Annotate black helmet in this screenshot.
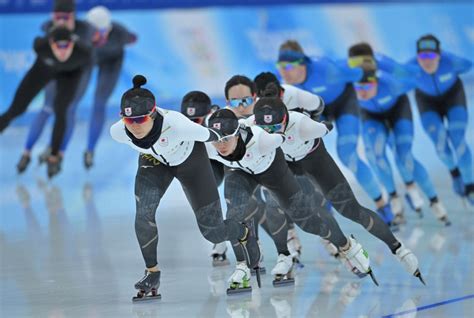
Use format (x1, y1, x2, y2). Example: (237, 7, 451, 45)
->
(254, 72, 283, 98)
(120, 75, 156, 117)
(181, 91, 211, 119)
(208, 109, 239, 137)
(417, 34, 440, 53)
(254, 97, 288, 129)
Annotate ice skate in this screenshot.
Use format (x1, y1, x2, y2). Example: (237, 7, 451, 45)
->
(287, 227, 302, 258)
(321, 238, 340, 259)
(389, 196, 404, 226)
(84, 151, 94, 169)
(271, 254, 295, 287)
(38, 147, 51, 166)
(238, 219, 261, 287)
(339, 236, 378, 286)
(405, 185, 424, 217)
(47, 155, 62, 179)
(211, 242, 230, 267)
(451, 175, 465, 198)
(17, 153, 31, 174)
(394, 243, 425, 285)
(227, 262, 252, 295)
(430, 201, 451, 226)
(132, 270, 162, 302)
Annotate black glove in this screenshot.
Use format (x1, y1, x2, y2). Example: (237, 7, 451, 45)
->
(321, 120, 333, 132)
(0, 114, 11, 133)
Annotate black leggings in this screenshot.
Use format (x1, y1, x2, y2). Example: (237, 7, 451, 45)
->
(1, 58, 83, 156)
(299, 139, 400, 251)
(224, 149, 348, 262)
(134, 143, 246, 268)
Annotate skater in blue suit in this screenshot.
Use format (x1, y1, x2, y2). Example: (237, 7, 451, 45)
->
(407, 34, 473, 204)
(348, 42, 450, 226)
(276, 40, 395, 225)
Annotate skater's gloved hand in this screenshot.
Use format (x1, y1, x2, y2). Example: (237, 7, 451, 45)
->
(274, 131, 287, 142)
(0, 114, 11, 133)
(321, 121, 333, 132)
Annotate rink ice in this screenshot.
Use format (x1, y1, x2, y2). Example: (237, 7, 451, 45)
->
(1, 94, 473, 317)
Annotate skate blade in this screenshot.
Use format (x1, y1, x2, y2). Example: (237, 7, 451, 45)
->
(414, 269, 426, 285)
(272, 278, 295, 287)
(251, 267, 266, 275)
(368, 269, 379, 286)
(226, 286, 252, 295)
(255, 267, 262, 288)
(212, 259, 230, 267)
(132, 294, 162, 302)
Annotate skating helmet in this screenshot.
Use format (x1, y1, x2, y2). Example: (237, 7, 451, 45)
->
(208, 109, 240, 137)
(120, 75, 157, 118)
(254, 97, 289, 133)
(181, 91, 212, 119)
(86, 6, 112, 31)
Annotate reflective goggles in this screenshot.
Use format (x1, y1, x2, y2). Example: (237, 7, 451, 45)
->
(354, 82, 376, 91)
(53, 12, 73, 22)
(121, 108, 156, 125)
(417, 51, 438, 60)
(228, 96, 254, 108)
(211, 126, 240, 144)
(348, 55, 376, 68)
(258, 122, 284, 133)
(276, 59, 304, 71)
(53, 40, 72, 49)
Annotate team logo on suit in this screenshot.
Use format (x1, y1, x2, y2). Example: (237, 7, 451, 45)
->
(264, 115, 273, 124)
(159, 137, 169, 147)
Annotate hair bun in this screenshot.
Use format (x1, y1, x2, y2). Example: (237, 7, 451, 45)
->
(132, 75, 147, 88)
(263, 82, 279, 97)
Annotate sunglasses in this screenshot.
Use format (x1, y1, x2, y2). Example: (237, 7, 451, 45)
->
(276, 59, 304, 71)
(354, 82, 376, 91)
(53, 40, 72, 49)
(259, 122, 284, 133)
(228, 96, 254, 108)
(417, 51, 438, 60)
(211, 125, 240, 144)
(122, 115, 152, 125)
(348, 56, 376, 68)
(53, 12, 73, 22)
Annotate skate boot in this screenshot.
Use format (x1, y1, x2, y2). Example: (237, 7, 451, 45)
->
(390, 196, 404, 226)
(287, 227, 303, 268)
(271, 254, 295, 287)
(466, 184, 474, 206)
(321, 238, 340, 259)
(38, 147, 51, 165)
(47, 155, 62, 179)
(430, 201, 451, 226)
(133, 270, 162, 302)
(227, 262, 252, 295)
(394, 243, 425, 285)
(17, 153, 31, 174)
(339, 236, 378, 286)
(211, 242, 230, 267)
(84, 151, 94, 170)
(238, 219, 261, 287)
(405, 185, 424, 217)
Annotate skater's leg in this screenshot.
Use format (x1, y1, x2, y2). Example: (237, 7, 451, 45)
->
(447, 106, 473, 186)
(49, 69, 83, 157)
(24, 81, 56, 152)
(59, 65, 93, 152)
(257, 150, 348, 249)
(134, 154, 174, 269)
(222, 169, 259, 262)
(87, 59, 123, 152)
(335, 113, 383, 202)
(0, 59, 53, 131)
(301, 140, 400, 252)
(176, 143, 247, 243)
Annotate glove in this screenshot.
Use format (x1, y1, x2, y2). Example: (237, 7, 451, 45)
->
(0, 114, 11, 133)
(275, 131, 286, 142)
(321, 121, 333, 132)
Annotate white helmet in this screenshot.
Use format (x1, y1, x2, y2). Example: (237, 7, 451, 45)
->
(86, 6, 112, 31)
